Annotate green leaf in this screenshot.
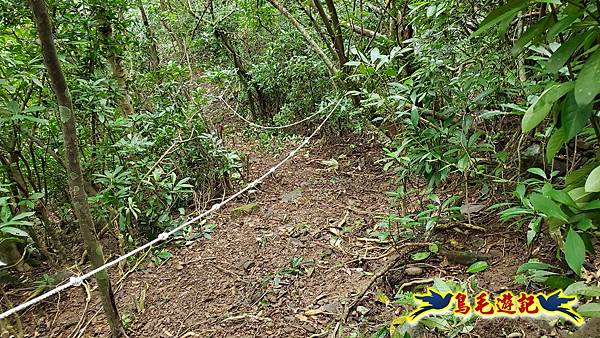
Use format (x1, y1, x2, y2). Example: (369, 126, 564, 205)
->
(0, 226, 30, 237)
(472, 0, 531, 37)
(566, 161, 598, 188)
(517, 259, 554, 273)
(375, 291, 391, 306)
(575, 49, 600, 106)
(522, 82, 574, 133)
(560, 91, 593, 142)
(466, 261, 488, 273)
(547, 31, 588, 73)
(585, 165, 600, 192)
(576, 218, 594, 231)
(544, 276, 575, 289)
(411, 251, 430, 261)
(429, 243, 439, 253)
(527, 167, 547, 179)
(546, 128, 566, 162)
(529, 193, 569, 222)
(577, 303, 600, 318)
(432, 277, 452, 294)
(512, 15, 554, 56)
(11, 211, 35, 221)
(564, 281, 600, 297)
(564, 227, 586, 275)
(546, 6, 584, 38)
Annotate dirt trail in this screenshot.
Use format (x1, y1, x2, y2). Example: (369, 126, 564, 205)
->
(22, 98, 553, 337)
(121, 130, 397, 337)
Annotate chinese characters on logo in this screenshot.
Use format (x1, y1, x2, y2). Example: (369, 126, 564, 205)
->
(407, 288, 583, 326)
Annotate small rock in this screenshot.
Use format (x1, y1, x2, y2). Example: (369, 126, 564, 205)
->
(236, 258, 255, 272)
(288, 237, 305, 247)
(281, 188, 303, 203)
(232, 203, 259, 216)
(320, 302, 339, 315)
(460, 203, 485, 215)
(507, 333, 522, 338)
(175, 263, 184, 271)
(300, 323, 316, 333)
(356, 305, 370, 315)
(405, 267, 424, 276)
(320, 248, 334, 258)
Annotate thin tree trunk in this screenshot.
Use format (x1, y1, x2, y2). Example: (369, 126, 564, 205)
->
(28, 1, 124, 336)
(136, 0, 160, 68)
(97, 8, 133, 116)
(297, 1, 337, 62)
(323, 0, 348, 68)
(267, 0, 338, 77)
(311, 0, 360, 105)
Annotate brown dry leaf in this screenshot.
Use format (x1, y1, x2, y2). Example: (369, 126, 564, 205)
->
(304, 308, 324, 316)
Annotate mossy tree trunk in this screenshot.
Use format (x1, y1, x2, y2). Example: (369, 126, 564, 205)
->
(137, 0, 160, 68)
(96, 6, 133, 116)
(29, 0, 124, 336)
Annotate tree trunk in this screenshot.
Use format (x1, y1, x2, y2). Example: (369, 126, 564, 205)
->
(97, 8, 133, 116)
(28, 1, 124, 336)
(214, 29, 272, 118)
(267, 0, 338, 77)
(312, 0, 360, 106)
(323, 0, 348, 68)
(136, 0, 160, 68)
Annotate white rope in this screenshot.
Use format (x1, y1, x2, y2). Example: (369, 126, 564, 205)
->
(0, 97, 342, 320)
(217, 95, 323, 130)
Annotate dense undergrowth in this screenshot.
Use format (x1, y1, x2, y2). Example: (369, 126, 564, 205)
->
(1, 0, 600, 337)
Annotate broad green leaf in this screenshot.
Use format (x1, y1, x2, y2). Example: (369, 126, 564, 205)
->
(0, 226, 30, 237)
(420, 317, 450, 330)
(517, 259, 554, 273)
(522, 82, 574, 133)
(512, 15, 554, 56)
(581, 200, 600, 210)
(546, 187, 577, 209)
(564, 281, 600, 297)
(575, 49, 600, 106)
(4, 101, 19, 114)
(547, 31, 588, 73)
(564, 227, 585, 275)
(529, 193, 569, 222)
(432, 277, 452, 294)
(466, 261, 488, 273)
(11, 211, 35, 221)
(566, 161, 598, 188)
(568, 187, 592, 205)
(585, 165, 600, 192)
(546, 128, 566, 162)
(527, 167, 547, 179)
(560, 92, 593, 142)
(576, 218, 594, 231)
(472, 0, 531, 37)
(544, 276, 575, 289)
(546, 8, 583, 38)
(578, 303, 600, 318)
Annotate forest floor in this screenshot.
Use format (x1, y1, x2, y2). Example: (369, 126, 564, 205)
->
(18, 94, 569, 337)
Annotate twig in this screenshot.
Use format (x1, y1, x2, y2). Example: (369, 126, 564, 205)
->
(397, 278, 435, 292)
(343, 255, 401, 321)
(342, 242, 431, 321)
